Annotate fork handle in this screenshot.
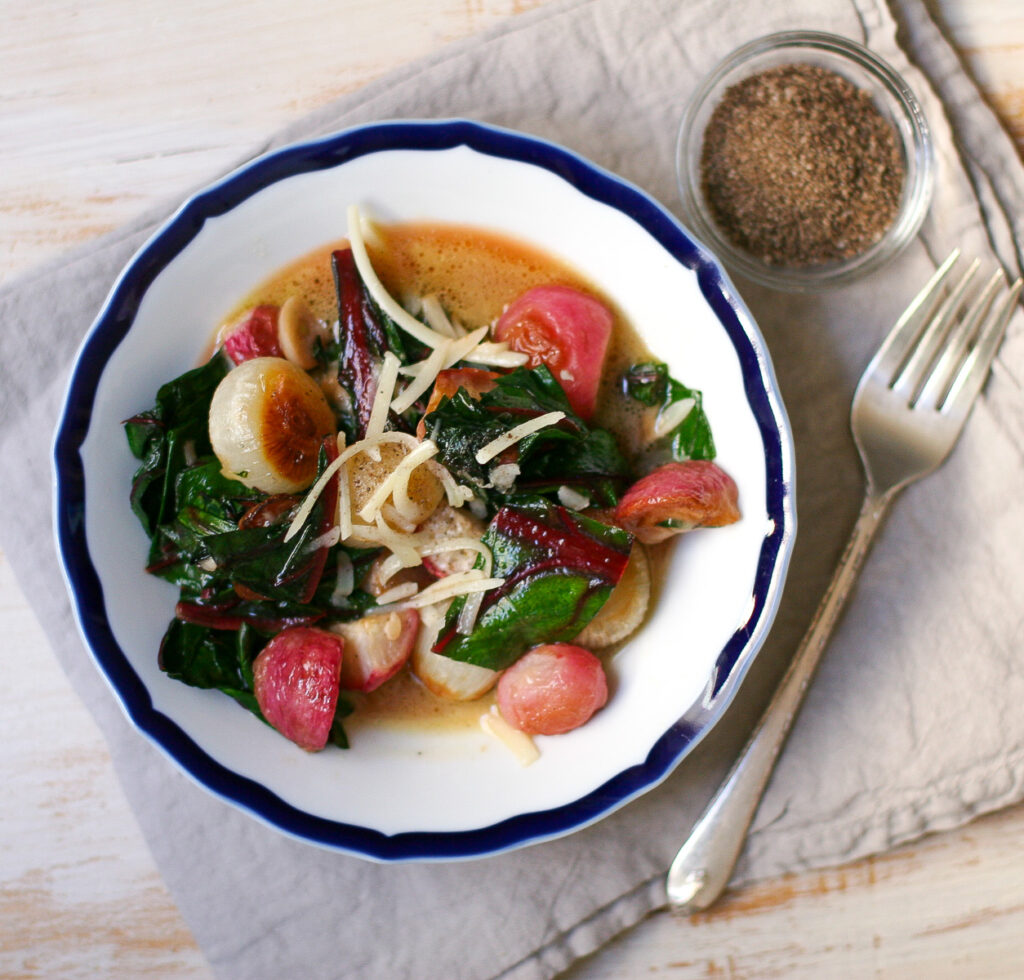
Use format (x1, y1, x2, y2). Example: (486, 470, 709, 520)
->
(666, 492, 891, 914)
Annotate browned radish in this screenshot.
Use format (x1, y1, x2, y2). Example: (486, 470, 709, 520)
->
(494, 285, 612, 420)
(222, 306, 282, 364)
(416, 505, 487, 578)
(575, 543, 650, 649)
(496, 643, 608, 735)
(410, 602, 498, 700)
(332, 609, 419, 693)
(252, 627, 345, 751)
(615, 460, 740, 545)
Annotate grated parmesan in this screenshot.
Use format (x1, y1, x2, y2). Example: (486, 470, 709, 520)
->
(475, 411, 566, 464)
(399, 570, 504, 609)
(480, 707, 539, 766)
(347, 205, 449, 350)
(390, 342, 450, 414)
(653, 397, 695, 439)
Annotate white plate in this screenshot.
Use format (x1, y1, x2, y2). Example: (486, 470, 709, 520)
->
(53, 119, 795, 861)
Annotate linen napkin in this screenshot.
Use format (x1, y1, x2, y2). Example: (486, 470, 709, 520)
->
(3, 0, 1023, 977)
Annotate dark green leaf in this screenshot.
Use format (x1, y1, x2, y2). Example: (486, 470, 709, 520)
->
(436, 500, 632, 670)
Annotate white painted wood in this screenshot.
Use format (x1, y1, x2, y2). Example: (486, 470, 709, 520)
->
(2, 0, 1023, 976)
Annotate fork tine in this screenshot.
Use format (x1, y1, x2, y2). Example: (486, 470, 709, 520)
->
(915, 268, 1006, 411)
(871, 250, 960, 383)
(942, 277, 1022, 420)
(892, 258, 981, 399)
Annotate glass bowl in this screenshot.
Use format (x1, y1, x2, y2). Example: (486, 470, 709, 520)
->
(676, 31, 934, 291)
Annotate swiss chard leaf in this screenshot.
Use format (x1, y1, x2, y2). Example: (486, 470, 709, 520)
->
(622, 361, 716, 462)
(158, 618, 265, 716)
(330, 247, 419, 441)
(158, 618, 353, 746)
(125, 355, 230, 536)
(434, 500, 632, 670)
(426, 365, 629, 506)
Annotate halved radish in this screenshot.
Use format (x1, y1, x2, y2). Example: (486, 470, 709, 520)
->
(493, 285, 612, 420)
(575, 543, 650, 649)
(411, 602, 498, 700)
(496, 643, 608, 735)
(615, 460, 740, 545)
(416, 505, 487, 578)
(222, 306, 282, 364)
(332, 609, 419, 693)
(252, 626, 344, 751)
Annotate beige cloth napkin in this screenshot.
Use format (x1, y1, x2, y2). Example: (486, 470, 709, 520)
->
(3, 0, 1023, 977)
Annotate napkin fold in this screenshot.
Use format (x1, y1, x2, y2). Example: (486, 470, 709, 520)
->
(3, 0, 1023, 977)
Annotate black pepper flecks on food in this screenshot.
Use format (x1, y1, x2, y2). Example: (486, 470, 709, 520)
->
(699, 63, 906, 267)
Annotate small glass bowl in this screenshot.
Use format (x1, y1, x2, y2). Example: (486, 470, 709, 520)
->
(676, 31, 934, 291)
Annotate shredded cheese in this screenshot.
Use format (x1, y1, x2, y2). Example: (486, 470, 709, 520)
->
(283, 448, 348, 543)
(347, 205, 449, 349)
(653, 397, 695, 439)
(457, 591, 485, 635)
(373, 512, 421, 566)
(400, 571, 504, 609)
(374, 582, 420, 606)
(475, 411, 566, 465)
(463, 342, 529, 368)
(390, 342, 450, 414)
(420, 295, 463, 338)
(364, 351, 401, 451)
(426, 460, 475, 508)
(480, 707, 539, 766)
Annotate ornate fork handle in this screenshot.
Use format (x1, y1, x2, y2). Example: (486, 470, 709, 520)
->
(666, 490, 892, 913)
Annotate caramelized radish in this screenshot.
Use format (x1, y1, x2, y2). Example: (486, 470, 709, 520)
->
(497, 644, 607, 735)
(416, 504, 487, 578)
(252, 627, 344, 751)
(332, 609, 419, 693)
(208, 356, 336, 494)
(575, 543, 650, 648)
(411, 602, 498, 700)
(615, 460, 740, 545)
(494, 285, 612, 420)
(222, 306, 282, 364)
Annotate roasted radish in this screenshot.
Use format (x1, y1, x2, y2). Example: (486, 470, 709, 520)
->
(331, 609, 419, 693)
(497, 643, 608, 735)
(615, 460, 740, 545)
(252, 627, 345, 751)
(494, 285, 612, 420)
(575, 543, 650, 648)
(209, 356, 336, 494)
(222, 305, 283, 364)
(411, 602, 498, 700)
(416, 504, 488, 578)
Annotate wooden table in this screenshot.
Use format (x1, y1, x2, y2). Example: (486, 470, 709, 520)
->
(3, 1, 1023, 976)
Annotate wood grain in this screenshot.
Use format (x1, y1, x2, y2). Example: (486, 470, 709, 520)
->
(2, 0, 1023, 978)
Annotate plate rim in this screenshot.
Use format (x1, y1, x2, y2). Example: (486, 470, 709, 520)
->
(52, 117, 796, 862)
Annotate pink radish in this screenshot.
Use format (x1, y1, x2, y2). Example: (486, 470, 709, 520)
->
(497, 643, 608, 735)
(252, 626, 344, 751)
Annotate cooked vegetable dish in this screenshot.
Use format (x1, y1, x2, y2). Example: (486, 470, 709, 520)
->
(125, 207, 740, 756)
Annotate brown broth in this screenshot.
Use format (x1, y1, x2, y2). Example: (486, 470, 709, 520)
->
(215, 222, 663, 736)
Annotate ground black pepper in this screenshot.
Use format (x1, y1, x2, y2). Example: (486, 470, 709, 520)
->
(699, 63, 905, 267)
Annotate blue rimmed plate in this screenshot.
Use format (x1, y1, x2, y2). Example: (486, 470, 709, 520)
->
(53, 119, 795, 861)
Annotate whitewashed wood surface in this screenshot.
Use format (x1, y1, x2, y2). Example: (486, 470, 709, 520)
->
(3, 1, 1024, 977)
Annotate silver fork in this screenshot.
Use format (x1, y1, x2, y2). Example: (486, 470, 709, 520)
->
(666, 251, 1022, 915)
